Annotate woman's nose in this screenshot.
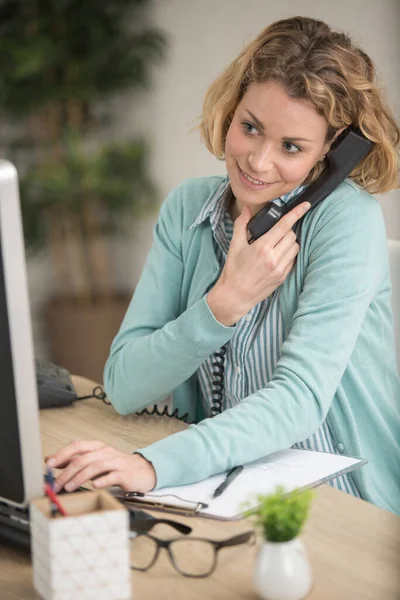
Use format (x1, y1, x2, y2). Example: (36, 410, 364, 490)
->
(248, 144, 275, 174)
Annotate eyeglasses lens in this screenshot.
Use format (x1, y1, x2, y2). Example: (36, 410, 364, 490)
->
(169, 538, 216, 576)
(130, 533, 158, 570)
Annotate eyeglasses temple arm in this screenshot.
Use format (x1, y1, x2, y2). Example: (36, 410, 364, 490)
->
(130, 517, 192, 535)
(215, 530, 255, 549)
(157, 519, 192, 534)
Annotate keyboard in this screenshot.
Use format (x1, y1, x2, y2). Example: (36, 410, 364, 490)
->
(0, 481, 88, 552)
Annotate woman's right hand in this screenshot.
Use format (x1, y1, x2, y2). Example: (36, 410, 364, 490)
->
(207, 201, 311, 326)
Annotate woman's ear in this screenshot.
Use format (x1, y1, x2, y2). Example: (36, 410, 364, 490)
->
(321, 126, 347, 158)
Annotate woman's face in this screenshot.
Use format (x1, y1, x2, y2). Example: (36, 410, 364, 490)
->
(225, 81, 335, 217)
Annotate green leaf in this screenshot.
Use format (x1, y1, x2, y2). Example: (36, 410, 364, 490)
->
(243, 486, 314, 543)
(0, 1, 168, 115)
(20, 133, 159, 251)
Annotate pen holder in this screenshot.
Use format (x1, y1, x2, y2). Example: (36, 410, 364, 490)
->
(30, 490, 131, 600)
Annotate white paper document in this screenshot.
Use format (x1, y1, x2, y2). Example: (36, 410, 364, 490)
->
(129, 448, 366, 520)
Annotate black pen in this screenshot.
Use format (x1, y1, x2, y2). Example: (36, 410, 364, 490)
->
(212, 465, 243, 498)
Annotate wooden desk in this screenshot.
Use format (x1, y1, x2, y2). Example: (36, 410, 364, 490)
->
(1, 376, 400, 600)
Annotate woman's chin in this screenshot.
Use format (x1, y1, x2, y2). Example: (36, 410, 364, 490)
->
(230, 183, 280, 213)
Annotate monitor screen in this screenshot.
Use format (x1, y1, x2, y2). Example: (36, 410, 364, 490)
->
(0, 161, 43, 506)
(0, 224, 24, 502)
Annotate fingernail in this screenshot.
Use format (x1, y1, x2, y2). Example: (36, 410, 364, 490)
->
(303, 202, 311, 211)
(65, 482, 75, 492)
(53, 483, 61, 493)
(47, 458, 56, 467)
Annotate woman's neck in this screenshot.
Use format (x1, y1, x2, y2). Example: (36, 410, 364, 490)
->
(228, 192, 265, 221)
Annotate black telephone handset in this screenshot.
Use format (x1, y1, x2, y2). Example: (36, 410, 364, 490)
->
(247, 127, 373, 242)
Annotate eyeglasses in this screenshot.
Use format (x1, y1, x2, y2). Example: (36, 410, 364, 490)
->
(129, 515, 255, 578)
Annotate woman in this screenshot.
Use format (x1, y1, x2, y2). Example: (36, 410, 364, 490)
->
(47, 16, 400, 515)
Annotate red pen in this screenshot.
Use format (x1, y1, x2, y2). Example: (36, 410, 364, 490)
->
(44, 483, 69, 517)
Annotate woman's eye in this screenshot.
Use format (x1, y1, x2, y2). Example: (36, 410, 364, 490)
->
(241, 124, 302, 155)
(242, 122, 258, 135)
(283, 141, 302, 155)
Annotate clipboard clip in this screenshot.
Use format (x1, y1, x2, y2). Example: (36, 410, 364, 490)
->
(124, 492, 208, 516)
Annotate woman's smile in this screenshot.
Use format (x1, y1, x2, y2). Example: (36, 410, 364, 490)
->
(237, 162, 279, 190)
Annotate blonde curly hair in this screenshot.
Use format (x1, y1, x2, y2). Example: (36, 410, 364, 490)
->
(198, 16, 400, 194)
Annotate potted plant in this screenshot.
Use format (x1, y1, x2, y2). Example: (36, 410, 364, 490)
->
(246, 486, 314, 600)
(0, 1, 167, 381)
(20, 133, 159, 381)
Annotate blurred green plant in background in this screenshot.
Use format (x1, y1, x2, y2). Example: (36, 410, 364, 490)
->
(0, 0, 167, 301)
(244, 486, 314, 543)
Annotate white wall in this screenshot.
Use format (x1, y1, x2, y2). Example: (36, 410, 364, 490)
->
(30, 0, 400, 357)
(143, 0, 400, 226)
(110, 0, 400, 300)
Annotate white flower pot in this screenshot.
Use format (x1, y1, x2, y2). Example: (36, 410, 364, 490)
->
(254, 537, 313, 600)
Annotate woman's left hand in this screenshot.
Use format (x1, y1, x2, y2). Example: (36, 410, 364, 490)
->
(45, 440, 157, 493)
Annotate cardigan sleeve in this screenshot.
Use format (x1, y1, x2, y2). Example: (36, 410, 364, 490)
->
(103, 182, 234, 415)
(138, 188, 389, 489)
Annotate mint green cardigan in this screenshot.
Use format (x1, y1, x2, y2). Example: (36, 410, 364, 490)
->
(104, 176, 400, 515)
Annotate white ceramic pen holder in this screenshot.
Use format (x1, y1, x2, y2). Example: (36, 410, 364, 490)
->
(30, 490, 131, 600)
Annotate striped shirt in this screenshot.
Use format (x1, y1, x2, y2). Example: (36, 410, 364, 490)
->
(193, 179, 361, 498)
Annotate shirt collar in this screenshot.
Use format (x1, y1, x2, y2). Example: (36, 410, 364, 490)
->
(189, 176, 231, 230)
(189, 176, 307, 230)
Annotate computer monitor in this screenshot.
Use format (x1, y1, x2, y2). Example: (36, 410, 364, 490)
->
(0, 160, 43, 507)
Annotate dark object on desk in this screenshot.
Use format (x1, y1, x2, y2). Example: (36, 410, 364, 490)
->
(35, 358, 110, 409)
(0, 481, 87, 551)
(35, 358, 78, 409)
(212, 465, 244, 498)
(128, 507, 192, 535)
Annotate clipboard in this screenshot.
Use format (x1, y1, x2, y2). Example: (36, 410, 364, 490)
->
(118, 448, 367, 521)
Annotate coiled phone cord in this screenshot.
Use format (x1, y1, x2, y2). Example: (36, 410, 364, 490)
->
(210, 346, 226, 417)
(136, 345, 227, 423)
(79, 348, 227, 423)
(135, 403, 191, 424)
